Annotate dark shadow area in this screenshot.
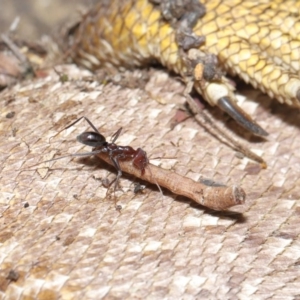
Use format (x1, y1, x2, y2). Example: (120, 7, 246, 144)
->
(236, 79, 300, 133)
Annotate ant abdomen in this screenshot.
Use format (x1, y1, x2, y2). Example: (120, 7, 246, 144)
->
(77, 131, 107, 147)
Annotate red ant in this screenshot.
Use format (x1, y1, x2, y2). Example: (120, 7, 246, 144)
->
(40, 116, 149, 194)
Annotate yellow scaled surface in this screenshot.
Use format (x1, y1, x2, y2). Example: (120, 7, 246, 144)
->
(71, 0, 300, 107)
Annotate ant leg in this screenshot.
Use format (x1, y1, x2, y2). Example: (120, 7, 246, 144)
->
(111, 127, 123, 143)
(103, 156, 122, 202)
(50, 116, 101, 143)
(65, 116, 100, 134)
(27, 149, 105, 168)
(110, 156, 123, 193)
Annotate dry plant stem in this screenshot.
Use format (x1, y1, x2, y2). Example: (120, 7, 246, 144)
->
(184, 81, 267, 168)
(197, 110, 267, 168)
(97, 152, 246, 210)
(1, 34, 27, 65)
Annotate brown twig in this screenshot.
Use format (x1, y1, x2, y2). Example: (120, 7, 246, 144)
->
(96, 152, 246, 211)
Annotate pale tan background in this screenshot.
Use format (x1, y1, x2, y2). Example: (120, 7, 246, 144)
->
(0, 0, 97, 39)
(1, 1, 300, 299)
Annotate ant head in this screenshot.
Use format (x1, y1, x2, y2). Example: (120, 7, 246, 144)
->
(77, 131, 107, 147)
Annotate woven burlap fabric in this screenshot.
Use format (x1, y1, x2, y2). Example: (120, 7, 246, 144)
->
(0, 65, 300, 299)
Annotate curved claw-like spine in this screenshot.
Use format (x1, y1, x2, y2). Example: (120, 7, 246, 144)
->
(217, 96, 268, 137)
(194, 78, 268, 137)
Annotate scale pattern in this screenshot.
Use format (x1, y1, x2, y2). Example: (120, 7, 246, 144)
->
(1, 2, 300, 299)
(1, 65, 300, 299)
(70, 0, 300, 107)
